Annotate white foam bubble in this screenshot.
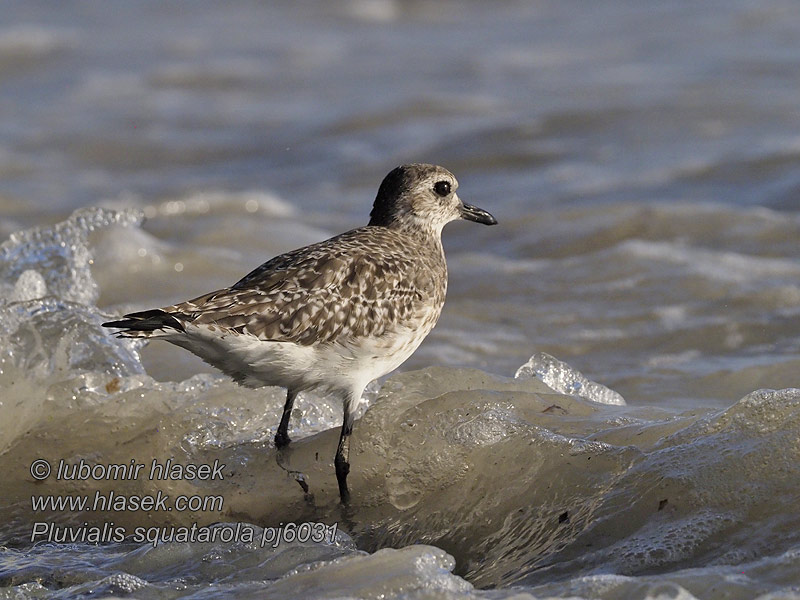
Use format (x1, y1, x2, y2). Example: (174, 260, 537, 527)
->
(1, 206, 143, 306)
(515, 352, 626, 405)
(10, 269, 47, 302)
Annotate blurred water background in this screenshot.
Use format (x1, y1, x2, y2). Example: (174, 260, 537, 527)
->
(1, 1, 800, 599)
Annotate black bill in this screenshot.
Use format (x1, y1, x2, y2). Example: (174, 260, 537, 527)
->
(460, 202, 498, 226)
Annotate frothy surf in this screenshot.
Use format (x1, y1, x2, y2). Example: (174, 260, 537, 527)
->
(0, 209, 798, 599)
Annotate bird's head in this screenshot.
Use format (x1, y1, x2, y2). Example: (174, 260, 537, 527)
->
(369, 163, 497, 234)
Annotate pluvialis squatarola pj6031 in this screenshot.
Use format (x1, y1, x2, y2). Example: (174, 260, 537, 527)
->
(103, 163, 497, 504)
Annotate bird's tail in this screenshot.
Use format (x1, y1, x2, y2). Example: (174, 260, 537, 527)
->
(102, 309, 186, 338)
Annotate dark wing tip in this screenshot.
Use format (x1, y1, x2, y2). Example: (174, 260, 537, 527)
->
(102, 309, 185, 333)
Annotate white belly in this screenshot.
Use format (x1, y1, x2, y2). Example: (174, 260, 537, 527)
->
(170, 320, 434, 398)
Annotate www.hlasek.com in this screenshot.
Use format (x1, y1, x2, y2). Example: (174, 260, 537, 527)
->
(32, 489, 224, 513)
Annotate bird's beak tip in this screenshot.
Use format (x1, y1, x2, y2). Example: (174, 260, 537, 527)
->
(460, 202, 498, 226)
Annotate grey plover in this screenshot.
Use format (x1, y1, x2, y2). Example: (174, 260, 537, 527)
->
(103, 163, 497, 504)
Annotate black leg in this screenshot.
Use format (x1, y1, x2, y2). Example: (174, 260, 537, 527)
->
(334, 423, 352, 505)
(275, 389, 297, 449)
(334, 402, 355, 505)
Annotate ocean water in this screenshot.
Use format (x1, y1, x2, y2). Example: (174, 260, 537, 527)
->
(1, 1, 800, 599)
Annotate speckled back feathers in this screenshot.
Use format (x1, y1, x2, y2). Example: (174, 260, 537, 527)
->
(165, 225, 447, 346)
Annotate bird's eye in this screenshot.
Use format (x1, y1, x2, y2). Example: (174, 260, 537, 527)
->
(433, 181, 451, 197)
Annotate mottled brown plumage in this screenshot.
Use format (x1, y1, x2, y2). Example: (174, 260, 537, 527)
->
(103, 163, 497, 504)
(169, 226, 446, 346)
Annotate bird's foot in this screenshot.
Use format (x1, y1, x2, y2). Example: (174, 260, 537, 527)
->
(334, 457, 350, 505)
(338, 485, 350, 505)
(274, 445, 314, 504)
(274, 430, 291, 450)
(293, 472, 315, 505)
